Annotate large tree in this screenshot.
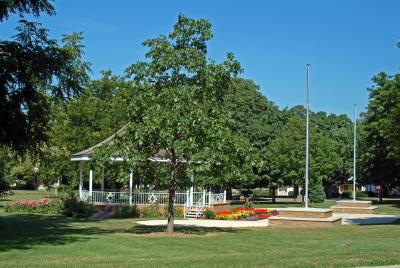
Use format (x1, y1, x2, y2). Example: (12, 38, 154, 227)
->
(40, 71, 132, 187)
(99, 15, 258, 234)
(0, 0, 90, 155)
(267, 114, 342, 202)
(224, 78, 284, 189)
(359, 71, 400, 195)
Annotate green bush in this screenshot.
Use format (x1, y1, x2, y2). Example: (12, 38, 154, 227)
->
(62, 195, 96, 218)
(161, 205, 184, 218)
(309, 183, 325, 203)
(203, 209, 216, 219)
(142, 203, 162, 218)
(356, 191, 369, 198)
(115, 205, 140, 218)
(341, 190, 352, 199)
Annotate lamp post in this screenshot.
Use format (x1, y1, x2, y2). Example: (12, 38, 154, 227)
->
(305, 64, 310, 209)
(353, 104, 357, 201)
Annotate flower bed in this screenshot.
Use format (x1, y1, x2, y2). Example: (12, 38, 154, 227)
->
(5, 198, 63, 215)
(215, 208, 279, 221)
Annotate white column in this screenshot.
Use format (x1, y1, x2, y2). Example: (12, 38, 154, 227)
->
(223, 190, 226, 203)
(129, 171, 133, 205)
(89, 169, 93, 197)
(190, 186, 194, 206)
(208, 191, 211, 206)
(353, 104, 357, 201)
(101, 166, 105, 192)
(79, 161, 83, 198)
(202, 189, 206, 206)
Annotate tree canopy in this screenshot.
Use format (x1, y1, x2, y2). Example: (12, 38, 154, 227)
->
(0, 0, 90, 154)
(95, 14, 258, 233)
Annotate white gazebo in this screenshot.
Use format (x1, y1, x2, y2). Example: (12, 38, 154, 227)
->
(70, 128, 226, 218)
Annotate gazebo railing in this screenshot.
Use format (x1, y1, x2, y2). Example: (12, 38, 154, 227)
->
(84, 190, 226, 206)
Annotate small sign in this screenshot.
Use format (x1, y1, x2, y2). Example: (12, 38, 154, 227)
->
(376, 185, 382, 192)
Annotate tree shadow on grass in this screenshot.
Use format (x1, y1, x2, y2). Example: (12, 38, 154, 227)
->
(0, 214, 116, 252)
(126, 224, 239, 235)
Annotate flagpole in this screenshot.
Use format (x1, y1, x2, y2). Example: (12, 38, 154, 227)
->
(305, 64, 310, 208)
(353, 104, 357, 201)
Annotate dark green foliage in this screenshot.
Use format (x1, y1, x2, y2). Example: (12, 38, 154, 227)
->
(309, 183, 325, 203)
(203, 209, 216, 219)
(341, 190, 352, 199)
(359, 71, 400, 188)
(0, 147, 12, 191)
(163, 206, 183, 218)
(0, 1, 90, 155)
(115, 205, 140, 218)
(225, 78, 283, 186)
(61, 194, 95, 218)
(142, 203, 162, 218)
(267, 114, 342, 189)
(0, 0, 55, 21)
(40, 71, 131, 187)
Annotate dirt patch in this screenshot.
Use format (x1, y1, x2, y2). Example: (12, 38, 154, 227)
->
(117, 231, 219, 237)
(88, 210, 114, 220)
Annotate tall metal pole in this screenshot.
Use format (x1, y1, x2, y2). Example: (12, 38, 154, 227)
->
(305, 64, 310, 209)
(353, 104, 357, 201)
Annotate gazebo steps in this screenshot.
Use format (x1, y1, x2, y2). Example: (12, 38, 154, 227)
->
(268, 215, 342, 227)
(336, 200, 372, 208)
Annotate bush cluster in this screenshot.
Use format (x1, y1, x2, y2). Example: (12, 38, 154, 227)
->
(309, 183, 325, 203)
(341, 190, 352, 199)
(114, 205, 140, 218)
(203, 209, 216, 219)
(62, 195, 96, 218)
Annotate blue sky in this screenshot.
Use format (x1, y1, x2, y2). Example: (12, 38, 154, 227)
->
(1, 0, 399, 116)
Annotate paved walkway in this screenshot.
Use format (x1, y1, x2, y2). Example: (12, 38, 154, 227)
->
(136, 214, 399, 228)
(337, 213, 399, 225)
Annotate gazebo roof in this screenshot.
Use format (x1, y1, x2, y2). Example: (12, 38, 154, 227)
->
(71, 126, 126, 161)
(70, 126, 188, 163)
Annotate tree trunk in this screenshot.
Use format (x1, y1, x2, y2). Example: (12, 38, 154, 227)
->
(166, 165, 177, 234)
(293, 185, 299, 201)
(226, 187, 233, 200)
(272, 188, 276, 204)
(325, 181, 333, 199)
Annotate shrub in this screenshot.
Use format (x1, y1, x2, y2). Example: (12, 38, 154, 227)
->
(62, 195, 95, 218)
(160, 205, 184, 218)
(203, 209, 216, 219)
(341, 190, 352, 199)
(115, 205, 140, 218)
(356, 191, 369, 198)
(142, 203, 162, 218)
(309, 183, 325, 203)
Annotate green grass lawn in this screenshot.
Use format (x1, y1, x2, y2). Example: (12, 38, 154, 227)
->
(0, 212, 400, 268)
(1, 191, 400, 267)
